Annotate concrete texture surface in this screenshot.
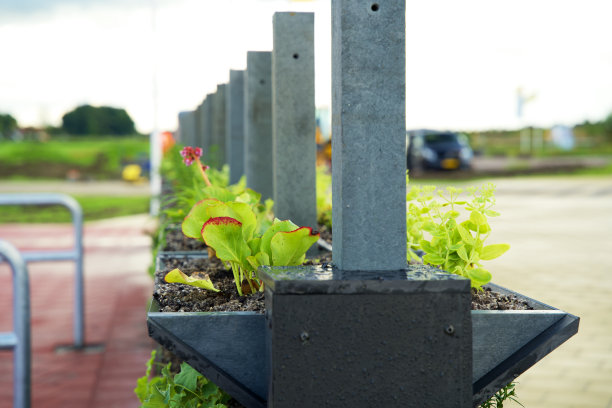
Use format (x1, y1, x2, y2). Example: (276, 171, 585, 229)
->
(470, 176, 612, 407)
(331, 0, 407, 271)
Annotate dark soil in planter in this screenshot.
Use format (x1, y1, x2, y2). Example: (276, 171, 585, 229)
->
(162, 227, 208, 252)
(154, 256, 265, 313)
(154, 252, 532, 313)
(471, 286, 533, 310)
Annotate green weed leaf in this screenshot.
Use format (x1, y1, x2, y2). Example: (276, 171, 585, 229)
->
(260, 219, 299, 257)
(247, 237, 261, 254)
(270, 227, 320, 266)
(247, 252, 270, 271)
(225, 202, 257, 241)
(182, 199, 220, 241)
(201, 217, 251, 266)
(164, 268, 219, 292)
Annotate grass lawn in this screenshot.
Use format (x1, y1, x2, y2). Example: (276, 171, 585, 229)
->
(0, 135, 150, 180)
(0, 195, 150, 223)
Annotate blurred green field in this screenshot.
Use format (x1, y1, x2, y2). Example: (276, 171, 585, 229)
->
(0, 195, 150, 223)
(0, 135, 150, 180)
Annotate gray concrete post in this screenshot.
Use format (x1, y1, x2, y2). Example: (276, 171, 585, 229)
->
(244, 51, 274, 200)
(211, 84, 227, 169)
(205, 92, 219, 168)
(195, 101, 204, 148)
(331, 0, 407, 271)
(203, 94, 213, 160)
(272, 12, 317, 230)
(178, 110, 197, 147)
(227, 70, 246, 185)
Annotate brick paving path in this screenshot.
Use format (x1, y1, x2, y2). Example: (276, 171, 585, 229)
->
(478, 177, 612, 408)
(0, 215, 155, 408)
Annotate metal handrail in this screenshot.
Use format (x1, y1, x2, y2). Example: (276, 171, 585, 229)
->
(0, 239, 31, 408)
(0, 193, 84, 347)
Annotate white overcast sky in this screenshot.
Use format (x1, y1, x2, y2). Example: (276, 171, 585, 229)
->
(1, 0, 611, 133)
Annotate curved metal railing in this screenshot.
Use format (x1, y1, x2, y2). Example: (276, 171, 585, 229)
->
(0, 239, 31, 408)
(0, 193, 84, 347)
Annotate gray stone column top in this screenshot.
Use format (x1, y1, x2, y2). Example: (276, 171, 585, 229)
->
(245, 51, 273, 200)
(331, 0, 407, 271)
(272, 12, 317, 230)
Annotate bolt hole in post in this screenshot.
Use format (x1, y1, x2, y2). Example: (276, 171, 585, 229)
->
(292, 53, 299, 59)
(259, 79, 265, 85)
(444, 325, 455, 336)
(371, 3, 379, 12)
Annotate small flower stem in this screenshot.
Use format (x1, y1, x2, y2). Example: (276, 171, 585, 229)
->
(195, 158, 212, 187)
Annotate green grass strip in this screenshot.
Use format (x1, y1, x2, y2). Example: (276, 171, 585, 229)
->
(0, 195, 150, 223)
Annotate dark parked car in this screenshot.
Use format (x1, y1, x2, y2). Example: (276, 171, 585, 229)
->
(407, 130, 473, 171)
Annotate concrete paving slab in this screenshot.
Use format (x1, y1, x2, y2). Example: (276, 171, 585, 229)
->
(474, 176, 612, 407)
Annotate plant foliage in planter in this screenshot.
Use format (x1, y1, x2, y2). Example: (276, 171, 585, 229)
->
(135, 350, 233, 408)
(146, 150, 579, 407)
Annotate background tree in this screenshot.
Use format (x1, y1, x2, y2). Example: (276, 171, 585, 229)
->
(0, 113, 18, 138)
(603, 112, 612, 141)
(62, 104, 136, 135)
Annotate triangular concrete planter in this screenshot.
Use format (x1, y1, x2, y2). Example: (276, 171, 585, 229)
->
(148, 259, 579, 407)
(147, 300, 267, 408)
(472, 283, 579, 405)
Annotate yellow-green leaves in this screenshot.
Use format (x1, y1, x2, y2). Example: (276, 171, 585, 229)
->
(480, 244, 510, 260)
(182, 199, 259, 244)
(271, 227, 320, 266)
(470, 210, 487, 227)
(196, 215, 319, 296)
(406, 183, 509, 289)
(164, 268, 219, 292)
(201, 185, 236, 202)
(260, 219, 299, 256)
(182, 199, 220, 241)
(202, 217, 251, 266)
(247, 252, 270, 271)
(466, 268, 492, 288)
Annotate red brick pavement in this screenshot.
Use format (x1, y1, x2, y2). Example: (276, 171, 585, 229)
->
(0, 216, 155, 408)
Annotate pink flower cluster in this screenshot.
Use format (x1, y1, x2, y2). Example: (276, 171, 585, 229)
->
(180, 146, 203, 166)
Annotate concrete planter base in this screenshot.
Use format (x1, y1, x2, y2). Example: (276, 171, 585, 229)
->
(148, 265, 579, 407)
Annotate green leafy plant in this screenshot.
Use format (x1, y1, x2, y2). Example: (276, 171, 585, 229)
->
(161, 145, 273, 230)
(479, 382, 524, 408)
(162, 145, 317, 296)
(406, 182, 509, 288)
(135, 350, 231, 408)
(180, 198, 319, 295)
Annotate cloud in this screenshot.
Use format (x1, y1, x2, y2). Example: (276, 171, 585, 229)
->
(0, 0, 158, 19)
